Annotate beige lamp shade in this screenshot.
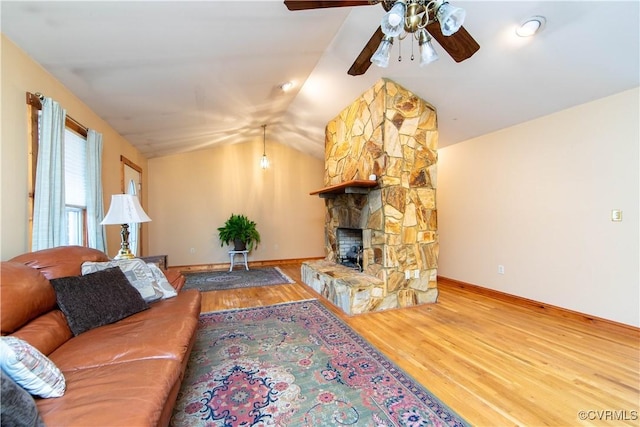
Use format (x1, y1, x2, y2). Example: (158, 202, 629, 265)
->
(101, 194, 151, 225)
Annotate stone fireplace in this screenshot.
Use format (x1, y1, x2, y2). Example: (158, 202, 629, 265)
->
(302, 78, 439, 314)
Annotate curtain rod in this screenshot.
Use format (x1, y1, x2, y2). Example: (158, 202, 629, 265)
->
(25, 91, 89, 136)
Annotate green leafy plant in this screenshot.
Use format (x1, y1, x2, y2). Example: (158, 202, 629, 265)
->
(217, 214, 261, 252)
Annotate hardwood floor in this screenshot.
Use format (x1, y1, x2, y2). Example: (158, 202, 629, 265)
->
(198, 263, 640, 426)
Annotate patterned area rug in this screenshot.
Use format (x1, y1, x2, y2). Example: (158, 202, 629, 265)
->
(171, 300, 469, 427)
(182, 267, 295, 292)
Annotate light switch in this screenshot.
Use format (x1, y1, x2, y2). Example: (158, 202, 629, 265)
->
(611, 209, 623, 222)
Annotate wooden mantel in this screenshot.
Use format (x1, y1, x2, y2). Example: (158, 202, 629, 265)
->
(309, 179, 377, 197)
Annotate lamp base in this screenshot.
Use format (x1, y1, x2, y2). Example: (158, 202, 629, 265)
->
(113, 223, 136, 260)
(114, 249, 135, 260)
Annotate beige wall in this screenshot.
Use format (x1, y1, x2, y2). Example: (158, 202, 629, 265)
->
(1, 35, 148, 260)
(147, 139, 325, 266)
(438, 87, 639, 326)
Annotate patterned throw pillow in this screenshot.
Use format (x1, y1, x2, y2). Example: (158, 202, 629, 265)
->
(146, 263, 177, 299)
(81, 258, 163, 303)
(0, 336, 66, 398)
(50, 267, 149, 336)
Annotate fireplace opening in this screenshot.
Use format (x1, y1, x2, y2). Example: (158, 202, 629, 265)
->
(337, 228, 363, 271)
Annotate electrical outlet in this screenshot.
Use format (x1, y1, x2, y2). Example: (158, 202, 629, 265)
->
(611, 209, 623, 222)
(414, 269, 420, 278)
(405, 270, 410, 280)
(190, 248, 196, 254)
(498, 265, 505, 275)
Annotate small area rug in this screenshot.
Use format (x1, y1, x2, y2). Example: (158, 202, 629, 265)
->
(182, 267, 295, 292)
(171, 300, 469, 427)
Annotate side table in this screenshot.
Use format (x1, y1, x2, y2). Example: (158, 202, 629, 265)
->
(228, 250, 249, 272)
(139, 255, 168, 270)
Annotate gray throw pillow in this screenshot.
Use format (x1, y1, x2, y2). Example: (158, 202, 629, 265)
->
(50, 267, 149, 336)
(0, 371, 45, 427)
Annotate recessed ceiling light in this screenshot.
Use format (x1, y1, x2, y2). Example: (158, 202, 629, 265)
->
(516, 16, 546, 37)
(279, 81, 294, 92)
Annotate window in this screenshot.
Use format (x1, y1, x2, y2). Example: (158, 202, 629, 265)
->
(64, 129, 87, 245)
(66, 206, 84, 245)
(27, 92, 97, 249)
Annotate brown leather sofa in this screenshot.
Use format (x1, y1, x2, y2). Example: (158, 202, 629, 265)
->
(1, 246, 201, 426)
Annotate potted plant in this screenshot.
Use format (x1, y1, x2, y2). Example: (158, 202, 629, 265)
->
(217, 213, 261, 252)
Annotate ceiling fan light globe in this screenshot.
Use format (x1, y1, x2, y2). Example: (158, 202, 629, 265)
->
(370, 37, 393, 68)
(420, 41, 440, 67)
(418, 30, 439, 66)
(436, 2, 465, 36)
(388, 14, 402, 27)
(381, 1, 406, 37)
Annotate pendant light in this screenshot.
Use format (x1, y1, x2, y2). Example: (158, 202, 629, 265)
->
(260, 124, 269, 169)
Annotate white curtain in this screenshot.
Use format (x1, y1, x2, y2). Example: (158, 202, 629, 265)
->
(86, 129, 107, 252)
(32, 98, 67, 250)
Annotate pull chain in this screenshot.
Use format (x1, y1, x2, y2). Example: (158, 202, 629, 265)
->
(411, 34, 415, 61)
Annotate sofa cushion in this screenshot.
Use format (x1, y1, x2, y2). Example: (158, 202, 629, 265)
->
(50, 267, 149, 336)
(81, 259, 163, 303)
(36, 359, 182, 427)
(0, 371, 46, 427)
(10, 245, 110, 280)
(49, 290, 201, 372)
(11, 310, 73, 356)
(163, 268, 186, 293)
(0, 336, 66, 398)
(0, 262, 57, 335)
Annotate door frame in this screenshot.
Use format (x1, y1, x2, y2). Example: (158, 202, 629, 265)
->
(120, 156, 145, 256)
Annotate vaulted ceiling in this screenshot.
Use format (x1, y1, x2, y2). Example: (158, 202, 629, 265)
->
(2, 1, 638, 159)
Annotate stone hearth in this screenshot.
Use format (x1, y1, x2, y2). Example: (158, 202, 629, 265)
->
(301, 260, 384, 315)
(303, 79, 439, 314)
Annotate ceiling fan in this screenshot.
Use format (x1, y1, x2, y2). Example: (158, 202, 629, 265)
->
(284, 0, 480, 76)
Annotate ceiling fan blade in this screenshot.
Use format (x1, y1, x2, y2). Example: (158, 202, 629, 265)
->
(348, 27, 384, 76)
(426, 22, 480, 63)
(284, 1, 374, 11)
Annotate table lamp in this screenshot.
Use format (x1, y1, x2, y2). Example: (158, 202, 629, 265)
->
(101, 194, 152, 259)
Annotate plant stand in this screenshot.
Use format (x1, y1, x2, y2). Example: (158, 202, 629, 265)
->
(228, 250, 249, 272)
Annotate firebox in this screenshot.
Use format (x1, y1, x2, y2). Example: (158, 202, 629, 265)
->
(336, 228, 363, 271)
